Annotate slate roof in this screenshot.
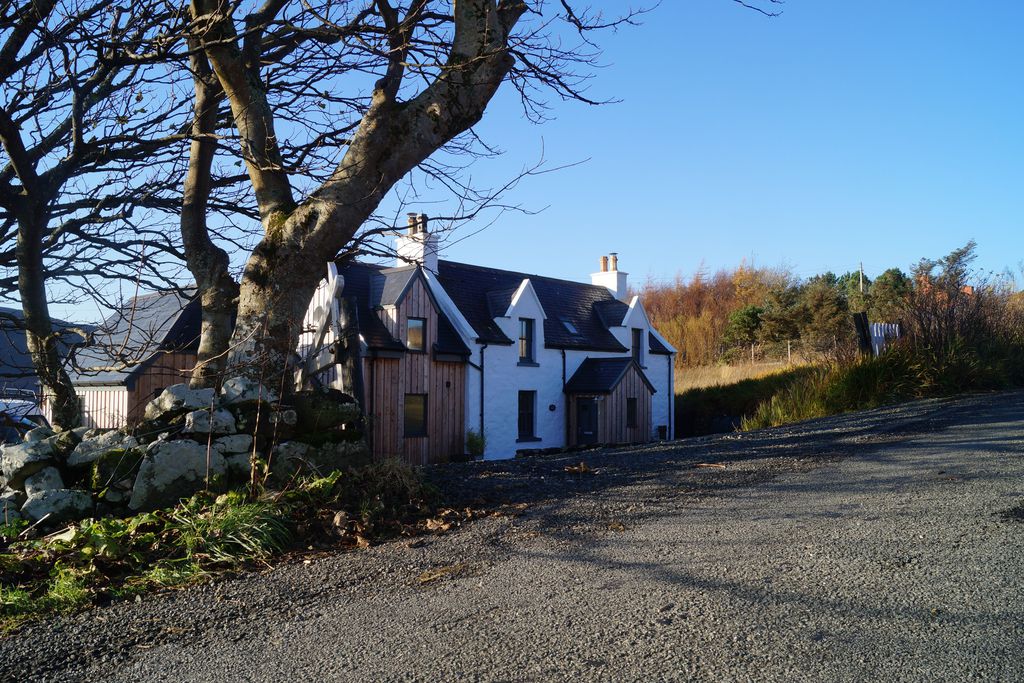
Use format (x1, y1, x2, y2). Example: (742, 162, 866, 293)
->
(563, 357, 656, 395)
(1, 307, 88, 395)
(71, 290, 200, 385)
(334, 262, 407, 353)
(334, 262, 469, 357)
(0, 308, 38, 394)
(336, 259, 674, 357)
(436, 261, 630, 352)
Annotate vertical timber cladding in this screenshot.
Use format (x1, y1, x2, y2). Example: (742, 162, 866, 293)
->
(126, 352, 198, 423)
(604, 363, 652, 444)
(566, 364, 653, 446)
(374, 274, 466, 465)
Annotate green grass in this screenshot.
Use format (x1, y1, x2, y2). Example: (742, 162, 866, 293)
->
(741, 340, 1023, 431)
(0, 459, 435, 633)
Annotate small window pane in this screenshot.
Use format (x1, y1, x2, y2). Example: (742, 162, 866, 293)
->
(626, 397, 638, 429)
(407, 318, 426, 351)
(404, 394, 427, 436)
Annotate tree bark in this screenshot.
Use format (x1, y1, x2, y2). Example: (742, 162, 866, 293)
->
(16, 202, 80, 430)
(181, 42, 239, 388)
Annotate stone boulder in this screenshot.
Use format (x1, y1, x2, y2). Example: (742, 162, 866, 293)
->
(50, 429, 83, 459)
(21, 489, 93, 524)
(25, 426, 55, 443)
(23, 467, 64, 496)
(143, 384, 215, 422)
(66, 430, 139, 468)
(268, 439, 370, 481)
(312, 440, 372, 471)
(90, 449, 144, 499)
(213, 434, 253, 455)
(267, 441, 311, 482)
(1, 440, 55, 490)
(183, 408, 236, 435)
(292, 389, 360, 432)
(220, 377, 278, 407)
(129, 440, 226, 511)
(224, 453, 252, 479)
(0, 489, 24, 523)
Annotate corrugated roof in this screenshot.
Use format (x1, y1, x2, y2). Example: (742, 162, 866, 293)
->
(563, 357, 656, 395)
(71, 289, 200, 384)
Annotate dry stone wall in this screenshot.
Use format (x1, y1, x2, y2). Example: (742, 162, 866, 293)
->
(0, 379, 367, 527)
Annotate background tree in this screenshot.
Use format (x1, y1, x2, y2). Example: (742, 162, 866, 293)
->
(0, 0, 200, 428)
(868, 268, 911, 322)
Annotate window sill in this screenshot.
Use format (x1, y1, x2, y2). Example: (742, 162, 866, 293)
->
(517, 360, 540, 367)
(516, 436, 542, 443)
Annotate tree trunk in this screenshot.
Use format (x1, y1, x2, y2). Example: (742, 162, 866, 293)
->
(17, 204, 80, 430)
(226, 245, 321, 391)
(181, 43, 239, 389)
(211, 0, 527, 389)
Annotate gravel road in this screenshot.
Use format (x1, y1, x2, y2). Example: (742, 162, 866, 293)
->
(3, 391, 1023, 682)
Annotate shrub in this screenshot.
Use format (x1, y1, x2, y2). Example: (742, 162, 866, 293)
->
(465, 429, 485, 458)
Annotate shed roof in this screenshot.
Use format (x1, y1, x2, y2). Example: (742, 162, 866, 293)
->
(563, 357, 656, 395)
(71, 289, 200, 385)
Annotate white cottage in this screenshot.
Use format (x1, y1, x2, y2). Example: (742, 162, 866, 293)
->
(299, 214, 676, 463)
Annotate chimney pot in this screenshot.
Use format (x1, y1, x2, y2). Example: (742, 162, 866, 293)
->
(418, 214, 429, 234)
(406, 213, 418, 234)
(599, 255, 609, 273)
(609, 253, 618, 271)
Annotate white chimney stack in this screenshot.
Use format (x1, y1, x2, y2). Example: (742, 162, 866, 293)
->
(591, 252, 628, 301)
(395, 213, 439, 272)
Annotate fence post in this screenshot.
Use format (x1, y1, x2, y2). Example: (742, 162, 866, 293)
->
(751, 343, 755, 364)
(787, 340, 792, 365)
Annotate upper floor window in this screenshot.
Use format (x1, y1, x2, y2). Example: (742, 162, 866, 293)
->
(407, 317, 426, 352)
(519, 318, 535, 363)
(632, 328, 644, 365)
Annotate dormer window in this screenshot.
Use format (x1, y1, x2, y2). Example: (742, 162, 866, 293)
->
(632, 328, 644, 365)
(518, 318, 536, 364)
(407, 317, 426, 352)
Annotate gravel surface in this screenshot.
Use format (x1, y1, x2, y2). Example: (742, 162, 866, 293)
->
(3, 391, 1023, 682)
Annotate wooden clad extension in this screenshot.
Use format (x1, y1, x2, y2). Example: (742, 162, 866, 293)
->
(368, 275, 466, 465)
(566, 363, 652, 446)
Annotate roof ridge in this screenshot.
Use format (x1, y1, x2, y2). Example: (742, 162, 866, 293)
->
(439, 260, 616, 295)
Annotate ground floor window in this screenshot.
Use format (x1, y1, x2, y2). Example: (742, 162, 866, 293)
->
(626, 397, 638, 429)
(404, 394, 427, 437)
(518, 390, 536, 440)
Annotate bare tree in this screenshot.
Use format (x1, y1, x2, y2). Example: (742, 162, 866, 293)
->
(0, 0, 200, 427)
(186, 0, 754, 387)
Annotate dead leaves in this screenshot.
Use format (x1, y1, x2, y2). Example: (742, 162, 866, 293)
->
(564, 461, 593, 474)
(607, 520, 626, 532)
(417, 562, 470, 586)
(694, 463, 726, 469)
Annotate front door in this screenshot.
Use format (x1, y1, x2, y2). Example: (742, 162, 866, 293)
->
(576, 398, 599, 445)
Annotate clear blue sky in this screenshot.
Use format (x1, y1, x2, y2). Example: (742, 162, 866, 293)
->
(426, 1, 1024, 287)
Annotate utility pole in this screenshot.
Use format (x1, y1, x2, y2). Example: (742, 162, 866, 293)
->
(859, 262, 865, 294)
